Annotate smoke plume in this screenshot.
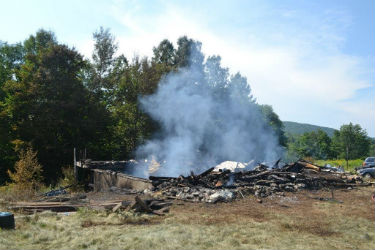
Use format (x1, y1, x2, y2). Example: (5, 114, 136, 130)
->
(135, 53, 282, 177)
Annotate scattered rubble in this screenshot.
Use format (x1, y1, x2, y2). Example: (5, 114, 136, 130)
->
(7, 160, 370, 215)
(126, 196, 172, 215)
(149, 160, 367, 202)
(43, 185, 71, 197)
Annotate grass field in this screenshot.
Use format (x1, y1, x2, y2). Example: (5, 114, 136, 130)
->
(314, 159, 364, 172)
(1, 187, 374, 250)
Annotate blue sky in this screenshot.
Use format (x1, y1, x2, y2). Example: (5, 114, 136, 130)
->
(1, 0, 374, 136)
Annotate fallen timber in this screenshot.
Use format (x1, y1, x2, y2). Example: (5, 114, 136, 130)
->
(149, 160, 367, 202)
(10, 196, 172, 215)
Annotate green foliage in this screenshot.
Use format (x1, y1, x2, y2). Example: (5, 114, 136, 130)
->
(109, 57, 162, 159)
(0, 41, 25, 183)
(259, 105, 287, 147)
(288, 123, 371, 167)
(152, 39, 175, 66)
(1, 32, 112, 184)
(369, 138, 375, 156)
(283, 121, 337, 137)
(23, 29, 57, 55)
(89, 26, 124, 100)
(3, 44, 85, 182)
(288, 129, 332, 160)
(331, 123, 370, 160)
(0, 41, 24, 87)
(175, 36, 204, 68)
(92, 27, 118, 75)
(205, 55, 230, 100)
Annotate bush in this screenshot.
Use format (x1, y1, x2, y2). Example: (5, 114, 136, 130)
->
(7, 147, 43, 191)
(56, 166, 83, 191)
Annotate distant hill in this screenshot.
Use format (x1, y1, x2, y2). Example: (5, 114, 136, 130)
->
(282, 121, 337, 137)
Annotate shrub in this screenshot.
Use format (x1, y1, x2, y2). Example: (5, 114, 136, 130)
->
(7, 147, 43, 191)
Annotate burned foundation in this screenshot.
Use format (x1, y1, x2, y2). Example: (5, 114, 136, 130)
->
(76, 160, 152, 192)
(76, 158, 367, 203)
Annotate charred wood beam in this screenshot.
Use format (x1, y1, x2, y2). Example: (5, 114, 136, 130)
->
(197, 167, 215, 177)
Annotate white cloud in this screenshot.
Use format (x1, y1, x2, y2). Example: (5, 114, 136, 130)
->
(107, 0, 374, 135)
(73, 39, 94, 59)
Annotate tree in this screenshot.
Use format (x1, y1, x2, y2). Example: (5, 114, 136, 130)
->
(152, 39, 175, 66)
(92, 27, 118, 77)
(314, 130, 332, 159)
(23, 29, 57, 55)
(0, 41, 24, 184)
(369, 138, 375, 156)
(287, 130, 332, 159)
(331, 123, 370, 168)
(2, 40, 105, 183)
(259, 105, 287, 147)
(0, 41, 24, 87)
(175, 36, 204, 69)
(227, 72, 254, 104)
(89, 26, 127, 105)
(0, 32, 292, 184)
(110, 57, 160, 159)
(205, 55, 229, 99)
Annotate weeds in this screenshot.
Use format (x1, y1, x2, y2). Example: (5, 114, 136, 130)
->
(314, 159, 363, 172)
(0, 183, 39, 202)
(57, 166, 82, 192)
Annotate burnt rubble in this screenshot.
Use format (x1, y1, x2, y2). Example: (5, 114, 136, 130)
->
(149, 160, 365, 203)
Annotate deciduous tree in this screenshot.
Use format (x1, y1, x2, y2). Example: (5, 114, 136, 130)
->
(331, 123, 370, 168)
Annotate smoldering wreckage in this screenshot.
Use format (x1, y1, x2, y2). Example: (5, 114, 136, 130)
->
(8, 157, 370, 216)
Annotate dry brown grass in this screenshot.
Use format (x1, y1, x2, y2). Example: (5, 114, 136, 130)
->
(0, 183, 39, 202)
(0, 186, 374, 250)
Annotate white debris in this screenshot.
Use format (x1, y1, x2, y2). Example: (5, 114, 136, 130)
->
(208, 190, 234, 203)
(213, 160, 255, 172)
(213, 161, 245, 172)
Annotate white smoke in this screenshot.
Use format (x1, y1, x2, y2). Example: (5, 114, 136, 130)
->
(135, 52, 282, 177)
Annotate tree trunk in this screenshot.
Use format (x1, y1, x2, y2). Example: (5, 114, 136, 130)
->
(345, 145, 349, 170)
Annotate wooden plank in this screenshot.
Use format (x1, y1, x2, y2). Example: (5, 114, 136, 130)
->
(297, 161, 321, 172)
(11, 204, 80, 213)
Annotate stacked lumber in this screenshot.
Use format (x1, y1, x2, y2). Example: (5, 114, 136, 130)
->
(10, 202, 82, 213)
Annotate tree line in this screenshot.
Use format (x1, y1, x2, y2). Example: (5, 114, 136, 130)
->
(287, 123, 373, 167)
(0, 28, 372, 186)
(0, 28, 286, 185)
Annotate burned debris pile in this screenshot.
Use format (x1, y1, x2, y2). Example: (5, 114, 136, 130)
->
(149, 160, 364, 202)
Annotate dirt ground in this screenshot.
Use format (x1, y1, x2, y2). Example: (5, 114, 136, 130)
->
(1, 186, 374, 249)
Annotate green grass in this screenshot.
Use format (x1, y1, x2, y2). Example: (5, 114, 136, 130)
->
(314, 159, 363, 172)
